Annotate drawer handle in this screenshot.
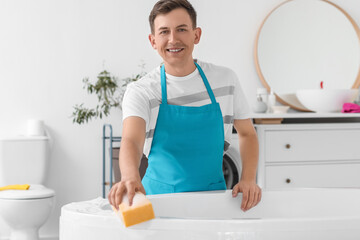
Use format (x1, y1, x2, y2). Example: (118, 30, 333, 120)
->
(285, 144, 291, 149)
(286, 178, 291, 184)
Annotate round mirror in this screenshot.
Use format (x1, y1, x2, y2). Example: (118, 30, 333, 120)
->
(255, 0, 360, 111)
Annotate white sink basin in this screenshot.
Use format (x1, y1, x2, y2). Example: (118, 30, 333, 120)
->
(296, 89, 358, 112)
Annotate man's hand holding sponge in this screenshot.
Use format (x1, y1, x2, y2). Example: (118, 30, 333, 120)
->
(112, 192, 155, 227)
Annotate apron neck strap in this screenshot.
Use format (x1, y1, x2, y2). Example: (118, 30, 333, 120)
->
(160, 64, 168, 104)
(160, 62, 217, 105)
(194, 62, 217, 104)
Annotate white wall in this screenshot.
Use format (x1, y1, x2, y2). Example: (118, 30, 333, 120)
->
(0, 0, 359, 238)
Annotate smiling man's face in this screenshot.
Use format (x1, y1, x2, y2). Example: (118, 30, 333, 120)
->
(149, 8, 201, 72)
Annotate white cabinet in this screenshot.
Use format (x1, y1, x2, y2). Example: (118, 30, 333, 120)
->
(255, 122, 360, 189)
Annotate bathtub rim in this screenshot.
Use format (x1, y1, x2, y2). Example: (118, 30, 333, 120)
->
(60, 188, 360, 232)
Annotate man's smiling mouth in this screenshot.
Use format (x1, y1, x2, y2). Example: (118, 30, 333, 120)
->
(167, 48, 184, 52)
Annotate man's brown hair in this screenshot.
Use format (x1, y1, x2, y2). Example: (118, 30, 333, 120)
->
(149, 0, 197, 34)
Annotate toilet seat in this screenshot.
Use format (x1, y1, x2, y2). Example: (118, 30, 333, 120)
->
(0, 184, 55, 200)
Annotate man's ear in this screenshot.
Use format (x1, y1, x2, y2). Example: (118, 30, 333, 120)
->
(194, 27, 202, 44)
(149, 34, 157, 50)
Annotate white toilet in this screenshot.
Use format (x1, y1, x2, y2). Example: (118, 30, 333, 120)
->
(0, 136, 55, 240)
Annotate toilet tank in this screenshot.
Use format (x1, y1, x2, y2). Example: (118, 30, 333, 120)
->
(0, 136, 50, 186)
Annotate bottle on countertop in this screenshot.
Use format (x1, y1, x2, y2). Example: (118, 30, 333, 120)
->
(267, 88, 276, 113)
(253, 88, 268, 113)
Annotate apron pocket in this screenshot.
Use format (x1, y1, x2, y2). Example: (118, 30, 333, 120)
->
(142, 176, 175, 195)
(208, 180, 227, 191)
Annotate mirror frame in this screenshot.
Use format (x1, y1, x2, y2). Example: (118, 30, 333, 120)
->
(254, 0, 360, 111)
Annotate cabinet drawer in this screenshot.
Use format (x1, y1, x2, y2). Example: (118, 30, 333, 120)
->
(265, 163, 360, 189)
(265, 129, 360, 163)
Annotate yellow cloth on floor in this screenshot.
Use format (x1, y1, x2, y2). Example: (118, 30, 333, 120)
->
(0, 184, 30, 191)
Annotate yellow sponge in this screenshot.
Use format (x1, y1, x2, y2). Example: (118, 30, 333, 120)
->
(113, 192, 155, 227)
(0, 184, 30, 191)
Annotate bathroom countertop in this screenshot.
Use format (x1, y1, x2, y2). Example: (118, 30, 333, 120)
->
(250, 112, 360, 119)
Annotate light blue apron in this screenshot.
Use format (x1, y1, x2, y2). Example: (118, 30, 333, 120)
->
(142, 62, 226, 195)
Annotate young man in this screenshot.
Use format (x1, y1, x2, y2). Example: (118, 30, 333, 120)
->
(108, 0, 261, 212)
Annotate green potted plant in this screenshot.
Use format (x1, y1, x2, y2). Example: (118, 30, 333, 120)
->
(72, 64, 146, 124)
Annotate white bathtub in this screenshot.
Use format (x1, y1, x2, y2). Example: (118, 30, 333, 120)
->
(60, 189, 360, 240)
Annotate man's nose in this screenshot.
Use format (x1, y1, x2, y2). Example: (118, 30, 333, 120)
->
(168, 31, 179, 43)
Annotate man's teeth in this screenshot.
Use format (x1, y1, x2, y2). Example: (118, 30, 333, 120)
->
(168, 48, 182, 52)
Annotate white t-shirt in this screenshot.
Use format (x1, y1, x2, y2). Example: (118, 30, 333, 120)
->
(122, 60, 250, 157)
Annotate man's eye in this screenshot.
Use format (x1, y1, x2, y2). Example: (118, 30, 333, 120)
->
(160, 30, 168, 35)
(178, 28, 187, 32)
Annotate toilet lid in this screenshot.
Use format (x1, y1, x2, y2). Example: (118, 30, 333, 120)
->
(0, 184, 55, 200)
